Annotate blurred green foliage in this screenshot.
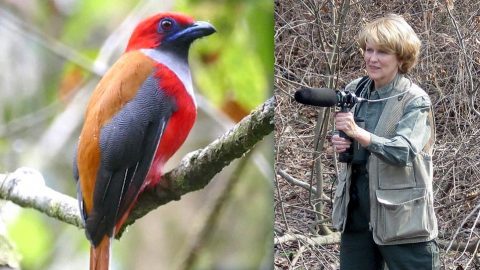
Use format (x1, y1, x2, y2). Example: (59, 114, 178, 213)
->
(61, 0, 137, 46)
(7, 210, 53, 269)
(177, 0, 273, 112)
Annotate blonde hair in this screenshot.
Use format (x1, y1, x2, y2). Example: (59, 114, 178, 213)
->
(358, 14, 421, 74)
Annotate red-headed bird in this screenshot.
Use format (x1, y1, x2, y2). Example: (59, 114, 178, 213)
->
(73, 12, 215, 270)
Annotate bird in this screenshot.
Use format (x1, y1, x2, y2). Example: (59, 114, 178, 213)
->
(73, 12, 215, 270)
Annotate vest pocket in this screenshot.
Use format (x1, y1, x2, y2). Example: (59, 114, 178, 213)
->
(378, 161, 415, 189)
(375, 188, 432, 243)
(332, 178, 347, 231)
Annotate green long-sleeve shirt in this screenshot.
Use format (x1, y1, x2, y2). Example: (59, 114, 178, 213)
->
(351, 74, 432, 166)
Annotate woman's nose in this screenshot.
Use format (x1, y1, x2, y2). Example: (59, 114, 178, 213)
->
(369, 52, 378, 62)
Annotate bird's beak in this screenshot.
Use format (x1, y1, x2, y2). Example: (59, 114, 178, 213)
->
(188, 21, 216, 39)
(166, 21, 216, 43)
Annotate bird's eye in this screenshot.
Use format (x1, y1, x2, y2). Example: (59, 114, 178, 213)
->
(160, 19, 174, 31)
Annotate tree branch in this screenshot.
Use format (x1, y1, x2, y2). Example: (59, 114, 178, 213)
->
(0, 97, 274, 236)
(274, 232, 341, 246)
(0, 168, 83, 228)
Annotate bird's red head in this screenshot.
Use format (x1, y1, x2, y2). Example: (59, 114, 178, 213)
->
(126, 12, 215, 52)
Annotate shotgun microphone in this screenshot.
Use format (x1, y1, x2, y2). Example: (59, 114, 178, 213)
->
(294, 87, 366, 163)
(294, 87, 338, 107)
(294, 87, 365, 108)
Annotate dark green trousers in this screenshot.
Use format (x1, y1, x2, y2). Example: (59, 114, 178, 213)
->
(340, 166, 440, 270)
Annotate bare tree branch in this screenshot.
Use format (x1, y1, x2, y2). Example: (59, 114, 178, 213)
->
(0, 97, 274, 237)
(274, 232, 341, 246)
(438, 238, 480, 254)
(278, 169, 318, 194)
(0, 168, 83, 228)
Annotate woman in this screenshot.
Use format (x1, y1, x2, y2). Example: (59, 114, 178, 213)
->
(331, 14, 440, 269)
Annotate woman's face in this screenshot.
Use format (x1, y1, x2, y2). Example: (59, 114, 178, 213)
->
(364, 41, 401, 89)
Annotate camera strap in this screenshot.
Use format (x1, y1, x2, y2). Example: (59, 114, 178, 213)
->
(352, 76, 370, 116)
(352, 76, 371, 164)
(355, 76, 370, 97)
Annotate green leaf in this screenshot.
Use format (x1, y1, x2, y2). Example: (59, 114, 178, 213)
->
(8, 210, 53, 269)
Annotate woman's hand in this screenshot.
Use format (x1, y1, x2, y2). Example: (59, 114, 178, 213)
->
(331, 134, 352, 153)
(335, 112, 358, 138)
(334, 112, 372, 147)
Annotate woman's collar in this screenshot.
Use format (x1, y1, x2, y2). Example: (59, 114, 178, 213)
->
(372, 73, 404, 98)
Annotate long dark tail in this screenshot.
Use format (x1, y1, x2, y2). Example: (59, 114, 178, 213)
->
(90, 236, 110, 270)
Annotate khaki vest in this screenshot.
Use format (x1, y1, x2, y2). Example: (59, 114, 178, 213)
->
(332, 77, 438, 245)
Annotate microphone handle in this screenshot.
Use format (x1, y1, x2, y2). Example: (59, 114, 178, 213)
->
(338, 106, 352, 163)
(339, 130, 349, 140)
